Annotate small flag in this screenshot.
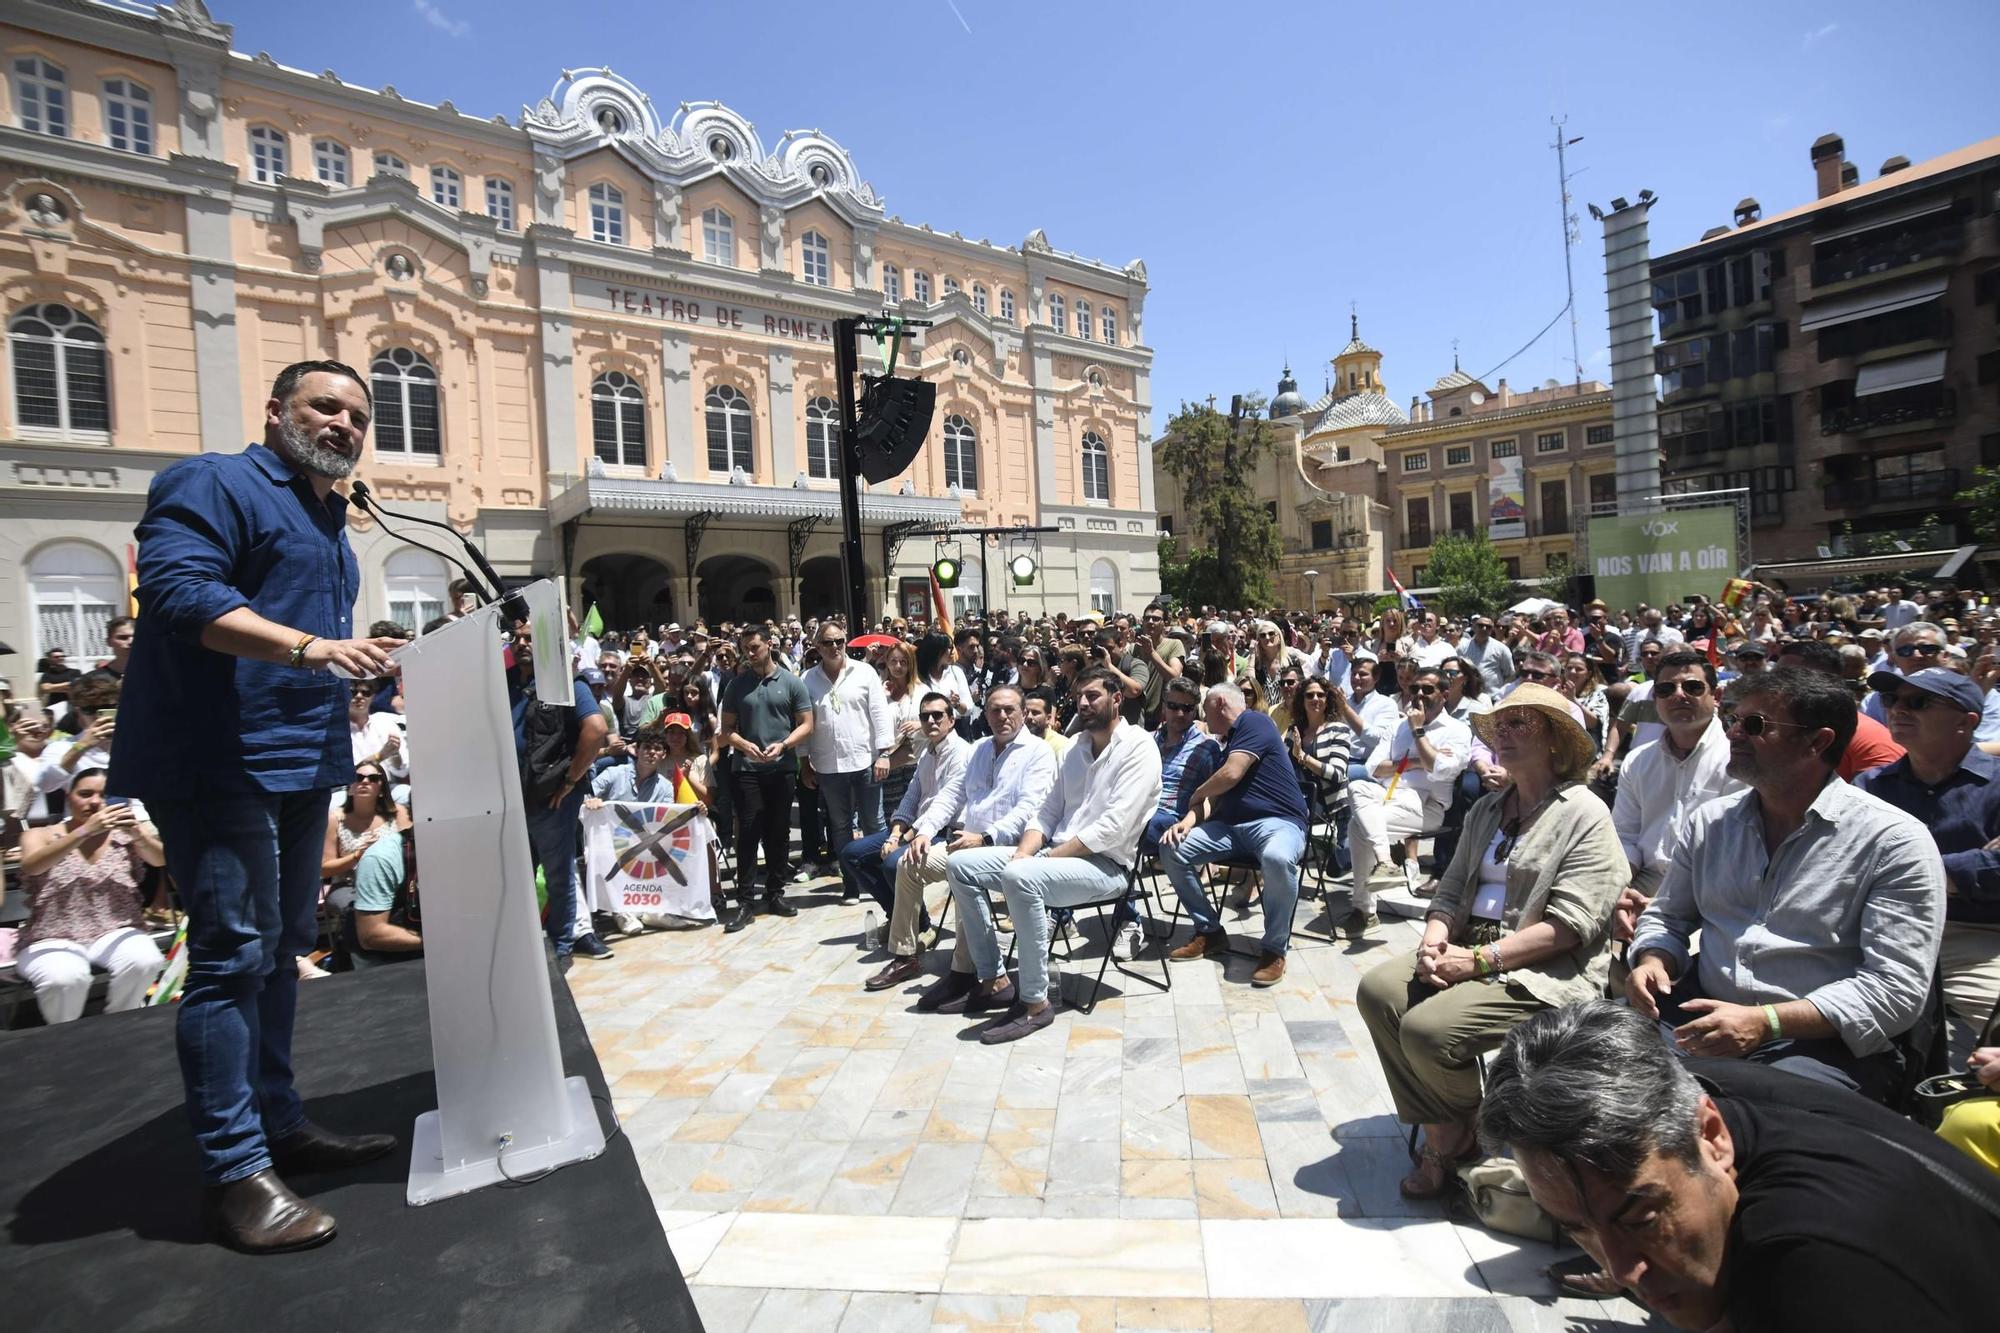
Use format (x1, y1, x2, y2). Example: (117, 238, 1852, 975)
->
(126, 543, 140, 618)
(1720, 577, 1754, 611)
(929, 569, 954, 639)
(1386, 567, 1422, 612)
(581, 602, 604, 638)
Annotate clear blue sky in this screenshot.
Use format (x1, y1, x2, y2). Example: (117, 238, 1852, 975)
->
(228, 0, 1999, 426)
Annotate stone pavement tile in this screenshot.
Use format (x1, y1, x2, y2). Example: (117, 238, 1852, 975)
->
(1117, 1196, 1198, 1220)
(1120, 1157, 1193, 1201)
(619, 1095, 702, 1157)
(1118, 1098, 1191, 1163)
(1330, 1135, 1434, 1218)
(1046, 1138, 1121, 1199)
(1495, 1295, 1665, 1330)
(1173, 1005, 1248, 1096)
(1229, 1011, 1306, 1081)
(1192, 1157, 1281, 1219)
(1258, 1120, 1360, 1219)
(1206, 1298, 1313, 1333)
(997, 1040, 1068, 1110)
(1202, 1217, 1487, 1299)
(1024, 1295, 1117, 1332)
(878, 1050, 958, 1112)
(932, 1294, 1028, 1332)
(1053, 1062, 1122, 1142)
(701, 1211, 958, 1292)
(1455, 1224, 1661, 1327)
(923, 1099, 998, 1144)
(672, 1142, 774, 1210)
(746, 1287, 852, 1330)
(863, 1107, 933, 1139)
(689, 1285, 766, 1333)
(1184, 1094, 1264, 1159)
(759, 1046, 850, 1109)
(639, 1140, 721, 1201)
(729, 1107, 808, 1153)
(965, 1194, 1045, 1219)
(743, 1140, 848, 1213)
(819, 1136, 921, 1214)
(945, 1219, 1206, 1298)
(674, 1110, 747, 1143)
(892, 1141, 985, 1217)
(837, 1292, 938, 1333)
(655, 1207, 735, 1279)
(1113, 1296, 1217, 1331)
(975, 1107, 1056, 1199)
(1302, 1297, 1512, 1332)
(1246, 1076, 1322, 1127)
(800, 1048, 904, 1141)
(1067, 1021, 1123, 1052)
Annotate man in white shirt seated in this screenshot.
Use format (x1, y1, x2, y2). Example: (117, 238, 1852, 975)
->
(1332, 656, 1400, 784)
(845, 693, 971, 992)
(906, 686, 1057, 1008)
(1609, 650, 1743, 939)
(1344, 665, 1470, 932)
(934, 668, 1161, 1044)
(800, 621, 896, 904)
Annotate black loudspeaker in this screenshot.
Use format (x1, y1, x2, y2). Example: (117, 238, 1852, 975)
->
(853, 375, 937, 484)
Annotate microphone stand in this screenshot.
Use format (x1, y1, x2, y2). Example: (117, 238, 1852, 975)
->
(351, 479, 529, 624)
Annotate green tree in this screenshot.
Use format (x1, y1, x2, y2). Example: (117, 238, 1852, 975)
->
(1956, 468, 2000, 541)
(1154, 397, 1282, 609)
(1537, 554, 1575, 605)
(1427, 530, 1515, 618)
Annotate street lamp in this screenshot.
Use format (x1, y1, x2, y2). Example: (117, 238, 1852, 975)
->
(1302, 569, 1320, 614)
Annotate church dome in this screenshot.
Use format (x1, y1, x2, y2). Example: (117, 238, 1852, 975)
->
(1271, 363, 1306, 418)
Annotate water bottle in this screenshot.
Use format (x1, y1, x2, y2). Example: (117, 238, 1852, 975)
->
(861, 907, 881, 950)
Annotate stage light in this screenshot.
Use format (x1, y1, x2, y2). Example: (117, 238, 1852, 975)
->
(932, 553, 961, 588)
(853, 374, 937, 484)
(1009, 552, 1037, 587)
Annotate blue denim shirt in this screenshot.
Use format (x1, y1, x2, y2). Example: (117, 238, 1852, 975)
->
(108, 444, 358, 799)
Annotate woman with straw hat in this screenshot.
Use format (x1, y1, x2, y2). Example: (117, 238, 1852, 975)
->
(1355, 682, 1626, 1199)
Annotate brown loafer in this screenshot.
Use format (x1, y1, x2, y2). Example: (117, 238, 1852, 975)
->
(864, 956, 923, 992)
(978, 1001, 1056, 1045)
(1251, 952, 1286, 987)
(1169, 931, 1227, 962)
(270, 1121, 397, 1175)
(917, 969, 977, 1013)
(201, 1168, 336, 1254)
(963, 977, 1017, 1015)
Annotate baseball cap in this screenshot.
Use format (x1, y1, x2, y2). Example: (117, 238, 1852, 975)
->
(1859, 628, 1884, 641)
(580, 667, 606, 687)
(1866, 667, 1985, 714)
(660, 711, 695, 732)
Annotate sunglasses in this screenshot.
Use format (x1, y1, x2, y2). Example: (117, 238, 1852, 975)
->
(1412, 685, 1440, 697)
(1880, 691, 1942, 713)
(1722, 710, 1813, 738)
(1894, 643, 1944, 659)
(1164, 701, 1196, 713)
(1518, 668, 1558, 683)
(1440, 668, 1463, 678)
(353, 773, 384, 784)
(919, 709, 950, 722)
(1654, 678, 1710, 698)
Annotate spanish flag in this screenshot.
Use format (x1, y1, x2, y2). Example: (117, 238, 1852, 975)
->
(1720, 577, 1755, 611)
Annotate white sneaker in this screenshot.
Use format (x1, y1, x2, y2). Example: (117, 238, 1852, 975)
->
(616, 912, 645, 937)
(1114, 920, 1144, 962)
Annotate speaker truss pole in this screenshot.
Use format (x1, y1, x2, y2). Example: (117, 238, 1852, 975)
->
(833, 316, 868, 631)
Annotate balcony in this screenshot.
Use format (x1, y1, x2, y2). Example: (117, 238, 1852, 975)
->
(1821, 384, 1955, 435)
(1811, 221, 1962, 287)
(1530, 515, 1580, 536)
(1822, 468, 1960, 508)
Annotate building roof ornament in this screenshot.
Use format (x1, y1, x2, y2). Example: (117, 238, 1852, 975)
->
(1271, 362, 1306, 419)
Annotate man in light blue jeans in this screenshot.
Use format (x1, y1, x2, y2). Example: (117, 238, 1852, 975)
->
(800, 622, 894, 903)
(1162, 683, 1311, 987)
(945, 669, 1162, 1044)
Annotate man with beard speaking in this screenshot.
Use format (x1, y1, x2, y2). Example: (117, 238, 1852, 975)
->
(110, 360, 406, 1253)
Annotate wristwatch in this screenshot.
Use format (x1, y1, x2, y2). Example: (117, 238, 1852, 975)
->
(1412, 726, 1428, 737)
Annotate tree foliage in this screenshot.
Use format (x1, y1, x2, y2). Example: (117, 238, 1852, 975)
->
(1427, 530, 1516, 618)
(1154, 398, 1282, 609)
(1537, 554, 1575, 606)
(1957, 469, 2000, 545)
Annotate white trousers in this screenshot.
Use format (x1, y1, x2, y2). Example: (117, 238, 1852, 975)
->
(1347, 781, 1430, 911)
(18, 927, 165, 1024)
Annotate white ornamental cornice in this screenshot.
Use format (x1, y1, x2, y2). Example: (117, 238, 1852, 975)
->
(523, 70, 885, 228)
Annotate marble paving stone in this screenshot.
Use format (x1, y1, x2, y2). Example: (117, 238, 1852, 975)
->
(1024, 1294, 1117, 1332)
(1118, 1197, 1199, 1220)
(1202, 1217, 1488, 1299)
(997, 1043, 1068, 1110)
(945, 1219, 1207, 1298)
(923, 1100, 998, 1144)
(746, 1287, 852, 1330)
(743, 1140, 848, 1213)
(1046, 1138, 1122, 1200)
(1185, 1094, 1264, 1159)
(818, 1136, 920, 1215)
(965, 1194, 1045, 1219)
(1246, 1077, 1322, 1125)
(1206, 1298, 1314, 1332)
(836, 1291, 938, 1332)
(1331, 1135, 1434, 1218)
(729, 1107, 808, 1152)
(689, 1285, 767, 1333)
(1113, 1296, 1219, 1330)
(1230, 1011, 1306, 1082)
(1496, 1295, 1671, 1331)
(1118, 1100, 1192, 1163)
(1120, 1158, 1193, 1200)
(1192, 1158, 1281, 1219)
(892, 1141, 985, 1217)
(701, 1211, 959, 1292)
(1302, 1297, 1511, 1332)
(932, 1294, 1028, 1332)
(655, 1208, 735, 1278)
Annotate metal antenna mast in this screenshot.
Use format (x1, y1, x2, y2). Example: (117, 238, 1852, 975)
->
(1553, 116, 1586, 386)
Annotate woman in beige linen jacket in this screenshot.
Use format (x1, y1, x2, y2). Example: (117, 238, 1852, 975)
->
(1357, 683, 1626, 1199)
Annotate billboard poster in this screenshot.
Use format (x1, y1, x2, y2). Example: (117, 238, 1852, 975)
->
(1586, 506, 1740, 611)
(582, 801, 716, 921)
(1488, 453, 1526, 540)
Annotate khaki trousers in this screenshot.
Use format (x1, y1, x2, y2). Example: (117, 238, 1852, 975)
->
(890, 843, 961, 964)
(1356, 949, 1546, 1126)
(1941, 921, 2000, 1040)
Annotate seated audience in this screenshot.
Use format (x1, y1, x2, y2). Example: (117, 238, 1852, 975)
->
(1628, 667, 1944, 1103)
(1357, 684, 1624, 1198)
(1143, 677, 1222, 855)
(321, 763, 397, 890)
(1773, 638, 1903, 779)
(1161, 683, 1309, 986)
(940, 669, 1160, 1043)
(1023, 686, 1070, 761)
(14, 769, 167, 1022)
(347, 823, 421, 968)
(1345, 664, 1471, 931)
(1479, 1000, 2000, 1331)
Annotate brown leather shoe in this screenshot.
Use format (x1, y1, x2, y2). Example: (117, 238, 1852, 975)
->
(201, 1168, 336, 1254)
(1169, 931, 1227, 962)
(270, 1120, 397, 1175)
(1251, 952, 1286, 987)
(864, 956, 923, 992)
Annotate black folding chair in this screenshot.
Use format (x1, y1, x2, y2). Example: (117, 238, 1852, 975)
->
(1002, 864, 1171, 1014)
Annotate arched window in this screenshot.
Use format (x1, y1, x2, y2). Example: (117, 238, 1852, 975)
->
(588, 183, 624, 245)
(28, 540, 121, 664)
(943, 276, 961, 298)
(430, 165, 461, 209)
(1081, 430, 1110, 503)
(1088, 559, 1118, 617)
(1048, 293, 1065, 332)
(705, 384, 753, 474)
(370, 347, 442, 459)
(942, 413, 977, 492)
(10, 303, 109, 435)
(591, 371, 646, 469)
(805, 395, 839, 480)
(913, 271, 932, 304)
(485, 177, 515, 230)
(1075, 300, 1093, 340)
(881, 263, 901, 303)
(373, 151, 407, 177)
(950, 557, 985, 620)
(12, 57, 67, 137)
(972, 284, 988, 316)
(702, 207, 733, 266)
(248, 125, 288, 182)
(1100, 305, 1118, 345)
(999, 289, 1016, 323)
(800, 230, 830, 286)
(313, 138, 349, 186)
(102, 78, 151, 154)
(383, 547, 450, 634)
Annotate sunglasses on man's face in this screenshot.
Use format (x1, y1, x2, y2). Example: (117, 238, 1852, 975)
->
(1722, 710, 1812, 738)
(1654, 678, 1710, 698)
(1412, 685, 1440, 697)
(1894, 643, 1944, 659)
(1164, 700, 1196, 714)
(1880, 690, 1943, 713)
(1519, 668, 1557, 683)
(919, 709, 950, 723)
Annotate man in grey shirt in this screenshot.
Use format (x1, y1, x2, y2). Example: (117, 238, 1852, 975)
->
(1454, 616, 1514, 693)
(1628, 666, 1944, 1103)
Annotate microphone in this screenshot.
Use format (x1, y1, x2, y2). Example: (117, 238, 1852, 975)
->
(350, 480, 527, 623)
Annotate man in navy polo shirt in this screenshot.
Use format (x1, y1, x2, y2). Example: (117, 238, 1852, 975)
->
(111, 360, 406, 1254)
(1159, 681, 1311, 987)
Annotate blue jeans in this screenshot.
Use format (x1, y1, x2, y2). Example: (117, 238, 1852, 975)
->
(151, 788, 330, 1185)
(816, 768, 885, 894)
(948, 845, 1127, 1006)
(526, 785, 588, 953)
(1164, 816, 1308, 956)
(839, 826, 906, 914)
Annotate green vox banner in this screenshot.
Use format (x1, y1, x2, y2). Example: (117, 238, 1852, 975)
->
(1586, 506, 1739, 610)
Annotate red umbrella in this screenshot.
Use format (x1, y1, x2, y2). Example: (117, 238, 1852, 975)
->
(850, 633, 900, 650)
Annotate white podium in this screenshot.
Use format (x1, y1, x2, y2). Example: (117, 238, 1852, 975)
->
(395, 580, 605, 1205)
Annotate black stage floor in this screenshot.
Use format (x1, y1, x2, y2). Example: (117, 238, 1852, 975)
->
(2, 958, 700, 1333)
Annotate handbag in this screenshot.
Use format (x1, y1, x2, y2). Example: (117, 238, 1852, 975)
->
(1453, 1155, 1563, 1244)
(1915, 998, 2000, 1130)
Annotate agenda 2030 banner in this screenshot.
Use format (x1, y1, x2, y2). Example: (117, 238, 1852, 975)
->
(1587, 506, 1739, 611)
(582, 802, 715, 921)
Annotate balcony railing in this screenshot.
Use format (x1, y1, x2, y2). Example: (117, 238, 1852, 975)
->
(1811, 224, 1963, 287)
(1821, 385, 1956, 434)
(1822, 468, 1960, 508)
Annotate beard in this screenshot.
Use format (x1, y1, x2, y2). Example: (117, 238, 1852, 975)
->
(276, 414, 357, 479)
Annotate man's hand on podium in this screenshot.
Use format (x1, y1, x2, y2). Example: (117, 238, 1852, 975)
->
(306, 636, 403, 679)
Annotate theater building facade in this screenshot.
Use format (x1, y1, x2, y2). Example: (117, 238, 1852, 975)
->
(0, 0, 1158, 666)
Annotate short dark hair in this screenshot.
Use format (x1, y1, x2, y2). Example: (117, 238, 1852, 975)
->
(1163, 675, 1202, 706)
(633, 722, 667, 748)
(918, 690, 950, 712)
(1774, 638, 1842, 677)
(1732, 664, 1857, 767)
(270, 359, 370, 408)
(1073, 665, 1121, 699)
(368, 619, 412, 641)
(1654, 648, 1717, 688)
(104, 616, 133, 638)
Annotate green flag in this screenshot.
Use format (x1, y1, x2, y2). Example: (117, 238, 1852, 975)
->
(582, 602, 604, 638)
